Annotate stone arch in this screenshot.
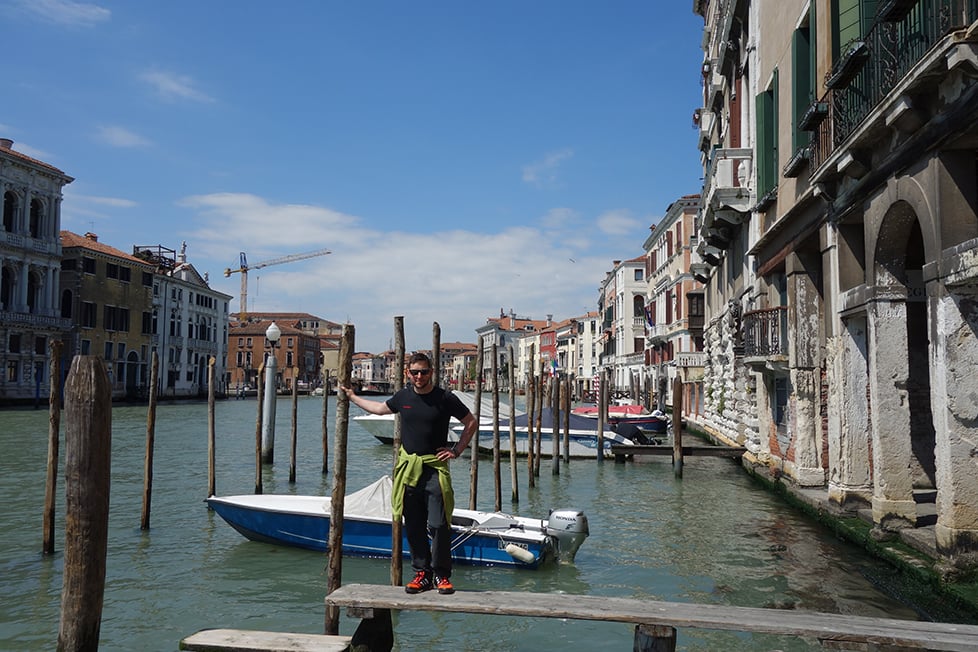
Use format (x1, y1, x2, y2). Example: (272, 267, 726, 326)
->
(61, 289, 73, 318)
(1, 263, 17, 309)
(26, 267, 43, 313)
(29, 197, 44, 238)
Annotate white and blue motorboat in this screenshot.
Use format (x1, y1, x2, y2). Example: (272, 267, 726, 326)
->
(452, 407, 636, 458)
(206, 476, 589, 569)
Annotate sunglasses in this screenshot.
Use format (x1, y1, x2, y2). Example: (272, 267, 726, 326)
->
(408, 369, 432, 376)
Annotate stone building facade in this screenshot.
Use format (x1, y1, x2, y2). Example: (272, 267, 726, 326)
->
(0, 139, 73, 404)
(693, 0, 978, 567)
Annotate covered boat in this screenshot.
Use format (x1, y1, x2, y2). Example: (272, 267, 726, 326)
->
(571, 404, 670, 433)
(206, 476, 588, 569)
(451, 407, 636, 458)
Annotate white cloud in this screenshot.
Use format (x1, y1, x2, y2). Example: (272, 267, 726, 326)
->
(180, 192, 608, 352)
(12, 0, 109, 27)
(522, 148, 573, 188)
(139, 70, 215, 104)
(596, 209, 642, 236)
(95, 125, 152, 148)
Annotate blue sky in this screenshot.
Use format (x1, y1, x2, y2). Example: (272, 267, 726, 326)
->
(1, 0, 705, 353)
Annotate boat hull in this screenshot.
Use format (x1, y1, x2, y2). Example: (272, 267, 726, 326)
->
(206, 495, 552, 569)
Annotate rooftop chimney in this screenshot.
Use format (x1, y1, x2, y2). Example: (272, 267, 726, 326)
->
(84, 232, 98, 242)
(0, 138, 13, 150)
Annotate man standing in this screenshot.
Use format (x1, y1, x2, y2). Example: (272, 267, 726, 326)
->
(341, 352, 477, 595)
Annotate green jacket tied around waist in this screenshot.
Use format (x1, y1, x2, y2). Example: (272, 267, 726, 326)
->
(391, 448, 454, 521)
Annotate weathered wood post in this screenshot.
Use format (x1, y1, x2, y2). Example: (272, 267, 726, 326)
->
(534, 362, 544, 476)
(58, 356, 111, 652)
(326, 324, 354, 636)
(597, 369, 607, 463)
(432, 321, 441, 387)
(141, 350, 159, 529)
(290, 367, 298, 484)
(562, 373, 571, 464)
(508, 344, 518, 504)
(491, 341, 501, 512)
(672, 376, 684, 478)
(207, 356, 216, 498)
(525, 344, 535, 489)
(390, 316, 405, 584)
(254, 361, 265, 495)
(43, 339, 63, 555)
(469, 336, 483, 509)
(551, 369, 560, 476)
(321, 365, 330, 475)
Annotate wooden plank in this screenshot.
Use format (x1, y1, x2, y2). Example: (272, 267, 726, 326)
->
(325, 584, 978, 651)
(610, 445, 747, 458)
(180, 628, 351, 652)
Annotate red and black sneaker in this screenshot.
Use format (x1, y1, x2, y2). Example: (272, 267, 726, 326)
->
(434, 575, 455, 595)
(405, 570, 432, 594)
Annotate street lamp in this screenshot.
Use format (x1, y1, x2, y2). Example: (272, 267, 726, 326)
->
(261, 321, 281, 463)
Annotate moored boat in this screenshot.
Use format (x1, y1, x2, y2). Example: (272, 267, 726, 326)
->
(206, 476, 589, 569)
(571, 404, 670, 433)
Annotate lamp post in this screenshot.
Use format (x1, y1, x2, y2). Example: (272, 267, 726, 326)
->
(261, 321, 281, 463)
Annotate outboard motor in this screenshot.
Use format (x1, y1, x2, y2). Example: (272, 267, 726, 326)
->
(545, 509, 589, 561)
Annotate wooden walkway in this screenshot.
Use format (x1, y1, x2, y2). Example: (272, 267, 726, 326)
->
(322, 583, 978, 651)
(611, 444, 747, 459)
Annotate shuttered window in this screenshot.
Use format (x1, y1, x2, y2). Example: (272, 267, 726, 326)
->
(755, 69, 779, 198)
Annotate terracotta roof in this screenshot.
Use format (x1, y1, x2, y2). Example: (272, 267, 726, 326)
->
(61, 230, 154, 267)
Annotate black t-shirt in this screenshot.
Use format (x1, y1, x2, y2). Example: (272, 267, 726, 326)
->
(385, 387, 470, 455)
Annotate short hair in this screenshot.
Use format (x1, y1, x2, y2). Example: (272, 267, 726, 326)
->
(408, 352, 432, 368)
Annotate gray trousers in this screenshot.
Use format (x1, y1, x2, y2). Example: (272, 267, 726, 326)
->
(402, 467, 452, 577)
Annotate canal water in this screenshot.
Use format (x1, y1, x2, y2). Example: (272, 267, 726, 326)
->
(0, 396, 964, 651)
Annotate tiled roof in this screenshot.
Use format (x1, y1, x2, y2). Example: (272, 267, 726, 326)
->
(61, 231, 154, 267)
(0, 142, 72, 179)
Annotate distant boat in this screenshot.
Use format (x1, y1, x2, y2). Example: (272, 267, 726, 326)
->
(451, 407, 636, 459)
(571, 404, 670, 434)
(206, 476, 589, 568)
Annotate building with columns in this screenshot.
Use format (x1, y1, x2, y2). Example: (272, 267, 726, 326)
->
(0, 138, 73, 404)
(693, 0, 978, 568)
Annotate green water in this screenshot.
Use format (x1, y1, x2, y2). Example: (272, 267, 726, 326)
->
(0, 397, 950, 650)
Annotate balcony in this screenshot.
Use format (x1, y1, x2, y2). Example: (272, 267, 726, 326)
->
(742, 306, 788, 369)
(703, 147, 752, 217)
(812, 1, 978, 171)
(676, 351, 706, 368)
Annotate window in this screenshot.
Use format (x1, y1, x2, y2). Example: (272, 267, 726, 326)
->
(143, 272, 153, 287)
(9, 333, 21, 353)
(142, 311, 153, 335)
(756, 69, 779, 198)
(82, 257, 96, 274)
(81, 339, 91, 355)
(791, 10, 815, 153)
(81, 302, 97, 328)
(6, 361, 17, 382)
(286, 351, 294, 367)
(633, 269, 643, 282)
(287, 337, 294, 348)
(35, 336, 46, 355)
(246, 337, 253, 347)
(61, 258, 77, 270)
(119, 266, 131, 282)
(237, 337, 244, 346)
(106, 263, 119, 279)
(103, 306, 130, 332)
(104, 342, 113, 360)
(117, 343, 126, 360)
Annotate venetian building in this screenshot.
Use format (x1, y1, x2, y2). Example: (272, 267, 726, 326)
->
(694, 0, 978, 568)
(0, 139, 73, 404)
(643, 194, 706, 415)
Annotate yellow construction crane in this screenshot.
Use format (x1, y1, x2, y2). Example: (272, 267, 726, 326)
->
(224, 248, 331, 319)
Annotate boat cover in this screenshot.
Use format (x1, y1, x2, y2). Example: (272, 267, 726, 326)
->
(341, 476, 394, 520)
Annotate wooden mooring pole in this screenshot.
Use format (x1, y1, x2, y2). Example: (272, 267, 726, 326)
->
(525, 344, 535, 489)
(58, 356, 112, 652)
(390, 317, 405, 584)
(254, 361, 265, 495)
(290, 366, 298, 484)
(491, 341, 501, 512)
(321, 367, 330, 475)
(326, 324, 355, 636)
(207, 356, 216, 498)
(508, 344, 518, 504)
(469, 337, 483, 508)
(141, 351, 159, 529)
(43, 339, 63, 555)
(672, 377, 683, 478)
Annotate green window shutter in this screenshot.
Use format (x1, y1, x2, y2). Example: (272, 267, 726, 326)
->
(792, 25, 813, 150)
(756, 69, 779, 197)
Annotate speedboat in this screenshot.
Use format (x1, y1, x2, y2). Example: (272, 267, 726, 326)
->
(206, 476, 588, 569)
(571, 404, 670, 434)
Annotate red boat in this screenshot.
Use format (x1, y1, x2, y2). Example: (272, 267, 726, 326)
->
(571, 404, 670, 434)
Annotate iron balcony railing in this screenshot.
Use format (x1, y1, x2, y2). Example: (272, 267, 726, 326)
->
(811, 0, 978, 170)
(742, 307, 788, 358)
